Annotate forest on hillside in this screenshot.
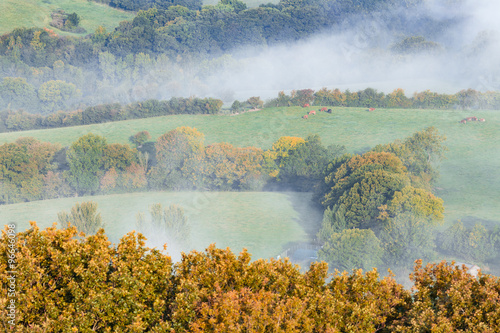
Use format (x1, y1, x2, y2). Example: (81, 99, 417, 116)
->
(1, 0, 499, 115)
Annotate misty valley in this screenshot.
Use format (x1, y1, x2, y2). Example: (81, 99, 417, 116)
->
(1, 0, 500, 331)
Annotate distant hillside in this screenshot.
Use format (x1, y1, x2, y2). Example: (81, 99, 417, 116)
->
(0, 0, 134, 36)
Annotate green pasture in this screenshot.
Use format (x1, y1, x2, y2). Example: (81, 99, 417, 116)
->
(0, 106, 499, 231)
(0, 191, 321, 260)
(0, 0, 134, 36)
(0, 0, 276, 37)
(203, 0, 279, 7)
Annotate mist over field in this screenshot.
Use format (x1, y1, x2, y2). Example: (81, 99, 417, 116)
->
(180, 0, 500, 102)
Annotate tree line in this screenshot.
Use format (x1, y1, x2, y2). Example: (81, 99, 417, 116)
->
(0, 126, 344, 204)
(265, 87, 500, 110)
(2, 85, 498, 134)
(0, 96, 223, 132)
(1, 223, 500, 331)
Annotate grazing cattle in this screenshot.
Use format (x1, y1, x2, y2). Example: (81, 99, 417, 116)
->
(320, 107, 328, 112)
(368, 108, 375, 112)
(479, 118, 485, 122)
(309, 110, 316, 115)
(327, 109, 332, 113)
(303, 115, 308, 119)
(460, 119, 467, 124)
(303, 103, 310, 107)
(471, 116, 478, 121)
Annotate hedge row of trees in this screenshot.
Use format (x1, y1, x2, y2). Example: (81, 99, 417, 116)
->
(266, 87, 500, 109)
(0, 127, 340, 204)
(2, 223, 500, 331)
(91, 0, 202, 11)
(0, 97, 223, 132)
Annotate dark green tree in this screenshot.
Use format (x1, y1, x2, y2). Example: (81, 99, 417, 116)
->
(318, 228, 383, 272)
(67, 133, 107, 195)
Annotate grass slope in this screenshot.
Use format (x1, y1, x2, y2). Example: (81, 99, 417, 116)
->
(203, 0, 279, 7)
(0, 191, 321, 259)
(0, 106, 498, 230)
(0, 0, 135, 36)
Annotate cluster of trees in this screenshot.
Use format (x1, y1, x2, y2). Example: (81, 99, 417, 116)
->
(315, 128, 447, 271)
(91, 0, 202, 11)
(0, 96, 223, 132)
(2, 223, 500, 331)
(0, 128, 340, 204)
(312, 127, 500, 272)
(0, 134, 143, 204)
(266, 87, 500, 110)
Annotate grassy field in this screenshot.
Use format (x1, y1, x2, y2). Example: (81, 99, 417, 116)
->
(0, 106, 499, 244)
(0, 0, 135, 36)
(0, 0, 276, 36)
(0, 191, 321, 260)
(203, 0, 279, 7)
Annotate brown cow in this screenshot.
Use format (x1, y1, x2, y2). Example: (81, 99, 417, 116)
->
(471, 116, 478, 121)
(309, 110, 316, 115)
(303, 103, 310, 107)
(303, 115, 308, 119)
(466, 117, 473, 121)
(460, 119, 467, 124)
(368, 108, 375, 112)
(479, 118, 485, 122)
(320, 107, 328, 112)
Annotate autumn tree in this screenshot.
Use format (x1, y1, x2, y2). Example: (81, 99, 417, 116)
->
(182, 142, 265, 191)
(149, 126, 205, 189)
(0, 223, 173, 331)
(0, 137, 61, 203)
(391, 260, 500, 332)
(57, 201, 105, 235)
(372, 126, 447, 190)
(386, 88, 411, 108)
(246, 96, 263, 109)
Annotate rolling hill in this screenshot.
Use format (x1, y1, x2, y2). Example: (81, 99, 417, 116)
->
(0, 0, 135, 36)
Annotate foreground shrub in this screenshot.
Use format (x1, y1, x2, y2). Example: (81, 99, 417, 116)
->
(1, 224, 499, 332)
